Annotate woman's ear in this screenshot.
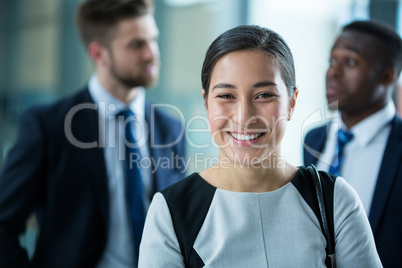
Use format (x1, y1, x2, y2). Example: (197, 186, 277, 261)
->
(202, 89, 208, 109)
(288, 87, 299, 121)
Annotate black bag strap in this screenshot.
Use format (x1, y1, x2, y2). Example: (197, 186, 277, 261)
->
(307, 165, 336, 268)
(292, 165, 336, 268)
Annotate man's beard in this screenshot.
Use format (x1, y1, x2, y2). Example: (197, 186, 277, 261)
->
(109, 61, 159, 90)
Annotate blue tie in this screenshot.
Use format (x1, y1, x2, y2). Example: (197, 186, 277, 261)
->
(329, 129, 354, 176)
(118, 109, 145, 262)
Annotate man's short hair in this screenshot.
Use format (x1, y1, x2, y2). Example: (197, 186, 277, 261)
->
(76, 0, 153, 47)
(343, 20, 402, 74)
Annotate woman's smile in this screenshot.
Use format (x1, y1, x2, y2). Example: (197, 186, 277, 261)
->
(229, 132, 266, 145)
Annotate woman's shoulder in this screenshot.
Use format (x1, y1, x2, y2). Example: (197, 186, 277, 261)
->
(293, 167, 360, 211)
(160, 172, 216, 203)
(333, 176, 362, 207)
(291, 166, 337, 190)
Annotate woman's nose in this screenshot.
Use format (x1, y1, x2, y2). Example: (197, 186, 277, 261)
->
(232, 100, 257, 127)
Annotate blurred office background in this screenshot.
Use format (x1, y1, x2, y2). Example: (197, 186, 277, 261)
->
(1, 0, 402, 170)
(1, 0, 402, 258)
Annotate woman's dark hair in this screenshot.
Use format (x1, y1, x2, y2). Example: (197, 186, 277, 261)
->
(201, 25, 297, 99)
(76, 0, 153, 47)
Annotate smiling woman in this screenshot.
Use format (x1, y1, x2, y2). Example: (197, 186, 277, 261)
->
(138, 25, 382, 268)
(201, 50, 296, 175)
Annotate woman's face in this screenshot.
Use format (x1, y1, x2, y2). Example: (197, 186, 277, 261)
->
(203, 49, 297, 166)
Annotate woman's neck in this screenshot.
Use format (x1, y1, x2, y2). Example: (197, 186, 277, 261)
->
(201, 155, 298, 193)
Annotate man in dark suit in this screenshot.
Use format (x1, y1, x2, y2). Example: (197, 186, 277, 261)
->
(304, 20, 402, 267)
(0, 0, 186, 267)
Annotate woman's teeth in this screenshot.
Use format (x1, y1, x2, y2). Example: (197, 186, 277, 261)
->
(230, 132, 263, 141)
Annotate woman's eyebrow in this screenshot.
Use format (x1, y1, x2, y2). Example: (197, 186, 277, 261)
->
(252, 81, 278, 88)
(211, 81, 278, 91)
(211, 83, 236, 91)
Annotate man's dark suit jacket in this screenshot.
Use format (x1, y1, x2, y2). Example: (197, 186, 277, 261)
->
(0, 88, 186, 267)
(304, 115, 402, 268)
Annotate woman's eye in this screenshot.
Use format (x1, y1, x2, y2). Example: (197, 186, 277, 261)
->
(217, 94, 234, 99)
(256, 93, 273, 99)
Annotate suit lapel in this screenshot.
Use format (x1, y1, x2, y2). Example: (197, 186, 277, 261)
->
(304, 125, 328, 166)
(72, 89, 109, 221)
(145, 102, 172, 192)
(145, 102, 158, 194)
(369, 116, 402, 233)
